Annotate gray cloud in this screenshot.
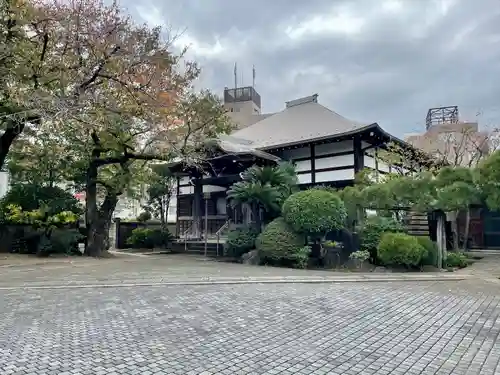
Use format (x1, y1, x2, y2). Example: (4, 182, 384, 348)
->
(129, 0, 500, 135)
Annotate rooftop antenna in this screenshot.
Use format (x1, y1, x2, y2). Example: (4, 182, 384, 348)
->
(233, 62, 237, 90)
(252, 65, 256, 88)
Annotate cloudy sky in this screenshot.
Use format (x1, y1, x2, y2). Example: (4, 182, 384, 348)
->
(131, 0, 500, 136)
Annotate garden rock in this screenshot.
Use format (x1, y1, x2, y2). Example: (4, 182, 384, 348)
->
(241, 250, 260, 265)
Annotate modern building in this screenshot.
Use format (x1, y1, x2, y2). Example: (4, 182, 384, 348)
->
(169, 87, 434, 243)
(405, 106, 491, 167)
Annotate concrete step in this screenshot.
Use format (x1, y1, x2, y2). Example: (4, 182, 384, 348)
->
(171, 241, 223, 257)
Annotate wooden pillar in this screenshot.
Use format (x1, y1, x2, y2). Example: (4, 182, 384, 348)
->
(175, 177, 181, 237)
(353, 136, 364, 173)
(192, 179, 202, 238)
(310, 144, 316, 185)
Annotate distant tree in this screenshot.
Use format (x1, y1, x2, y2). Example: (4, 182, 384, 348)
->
(142, 164, 176, 228)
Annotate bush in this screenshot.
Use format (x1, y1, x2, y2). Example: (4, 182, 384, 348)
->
(0, 184, 81, 217)
(291, 246, 312, 269)
(126, 228, 173, 249)
(377, 232, 427, 268)
(149, 229, 174, 248)
(282, 189, 347, 235)
(137, 211, 152, 222)
(358, 216, 406, 263)
(417, 236, 439, 267)
(44, 229, 83, 256)
(224, 226, 258, 258)
(446, 252, 468, 268)
(256, 217, 306, 268)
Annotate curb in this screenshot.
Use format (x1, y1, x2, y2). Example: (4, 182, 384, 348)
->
(0, 275, 473, 290)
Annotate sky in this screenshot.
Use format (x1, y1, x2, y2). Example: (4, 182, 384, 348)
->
(130, 0, 500, 136)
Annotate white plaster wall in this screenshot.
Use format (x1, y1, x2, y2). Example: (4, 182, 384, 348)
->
(314, 154, 354, 170)
(0, 171, 10, 199)
(315, 168, 355, 182)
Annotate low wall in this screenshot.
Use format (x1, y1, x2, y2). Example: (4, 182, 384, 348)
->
(114, 219, 176, 249)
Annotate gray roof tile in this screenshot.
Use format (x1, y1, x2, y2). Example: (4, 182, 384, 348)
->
(230, 100, 371, 149)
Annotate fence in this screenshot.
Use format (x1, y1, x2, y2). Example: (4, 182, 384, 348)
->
(114, 218, 176, 249)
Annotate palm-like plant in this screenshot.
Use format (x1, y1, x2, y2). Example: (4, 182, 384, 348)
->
(227, 162, 298, 229)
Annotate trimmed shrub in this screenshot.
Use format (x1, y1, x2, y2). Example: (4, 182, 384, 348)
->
(292, 246, 312, 269)
(446, 252, 468, 268)
(256, 217, 306, 268)
(149, 229, 174, 248)
(282, 189, 347, 235)
(358, 216, 406, 264)
(417, 236, 439, 267)
(126, 228, 173, 249)
(377, 232, 427, 268)
(137, 211, 152, 222)
(224, 226, 258, 258)
(44, 229, 83, 256)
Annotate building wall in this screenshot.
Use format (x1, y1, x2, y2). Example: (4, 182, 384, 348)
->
(0, 171, 10, 199)
(405, 121, 490, 167)
(280, 140, 357, 185)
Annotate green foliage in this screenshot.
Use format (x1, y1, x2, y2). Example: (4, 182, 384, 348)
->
(349, 250, 370, 262)
(282, 189, 347, 235)
(0, 184, 81, 216)
(434, 167, 481, 211)
(256, 217, 306, 268)
(126, 227, 173, 249)
(137, 211, 152, 222)
(4, 204, 79, 228)
(416, 236, 439, 267)
(377, 232, 428, 268)
(445, 252, 468, 268)
(224, 226, 258, 258)
(227, 163, 298, 221)
(338, 185, 362, 226)
(293, 246, 312, 269)
(477, 151, 500, 211)
(357, 216, 406, 262)
(44, 229, 83, 256)
(142, 164, 176, 223)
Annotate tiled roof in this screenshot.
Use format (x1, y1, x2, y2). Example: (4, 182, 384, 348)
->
(230, 96, 372, 149)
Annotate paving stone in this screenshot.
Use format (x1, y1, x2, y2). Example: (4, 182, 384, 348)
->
(1, 256, 500, 374)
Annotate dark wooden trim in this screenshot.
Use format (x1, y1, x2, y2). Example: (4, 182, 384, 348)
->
(175, 177, 181, 235)
(293, 149, 354, 162)
(310, 144, 316, 184)
(353, 136, 364, 173)
(296, 170, 312, 175)
(361, 144, 377, 152)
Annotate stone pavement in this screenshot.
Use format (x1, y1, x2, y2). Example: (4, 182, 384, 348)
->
(1, 253, 500, 374)
(1, 281, 500, 375)
(0, 253, 472, 289)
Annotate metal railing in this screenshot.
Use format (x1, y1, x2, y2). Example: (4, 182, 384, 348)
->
(183, 224, 194, 252)
(215, 219, 231, 257)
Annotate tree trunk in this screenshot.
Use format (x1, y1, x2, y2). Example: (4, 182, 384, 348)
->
(446, 211, 459, 251)
(85, 191, 118, 257)
(436, 215, 445, 268)
(0, 120, 25, 170)
(462, 208, 471, 251)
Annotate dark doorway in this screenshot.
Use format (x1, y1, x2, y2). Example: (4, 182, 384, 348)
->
(482, 208, 500, 248)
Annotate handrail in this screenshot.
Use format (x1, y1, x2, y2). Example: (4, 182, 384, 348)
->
(216, 219, 231, 257)
(183, 223, 193, 252)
